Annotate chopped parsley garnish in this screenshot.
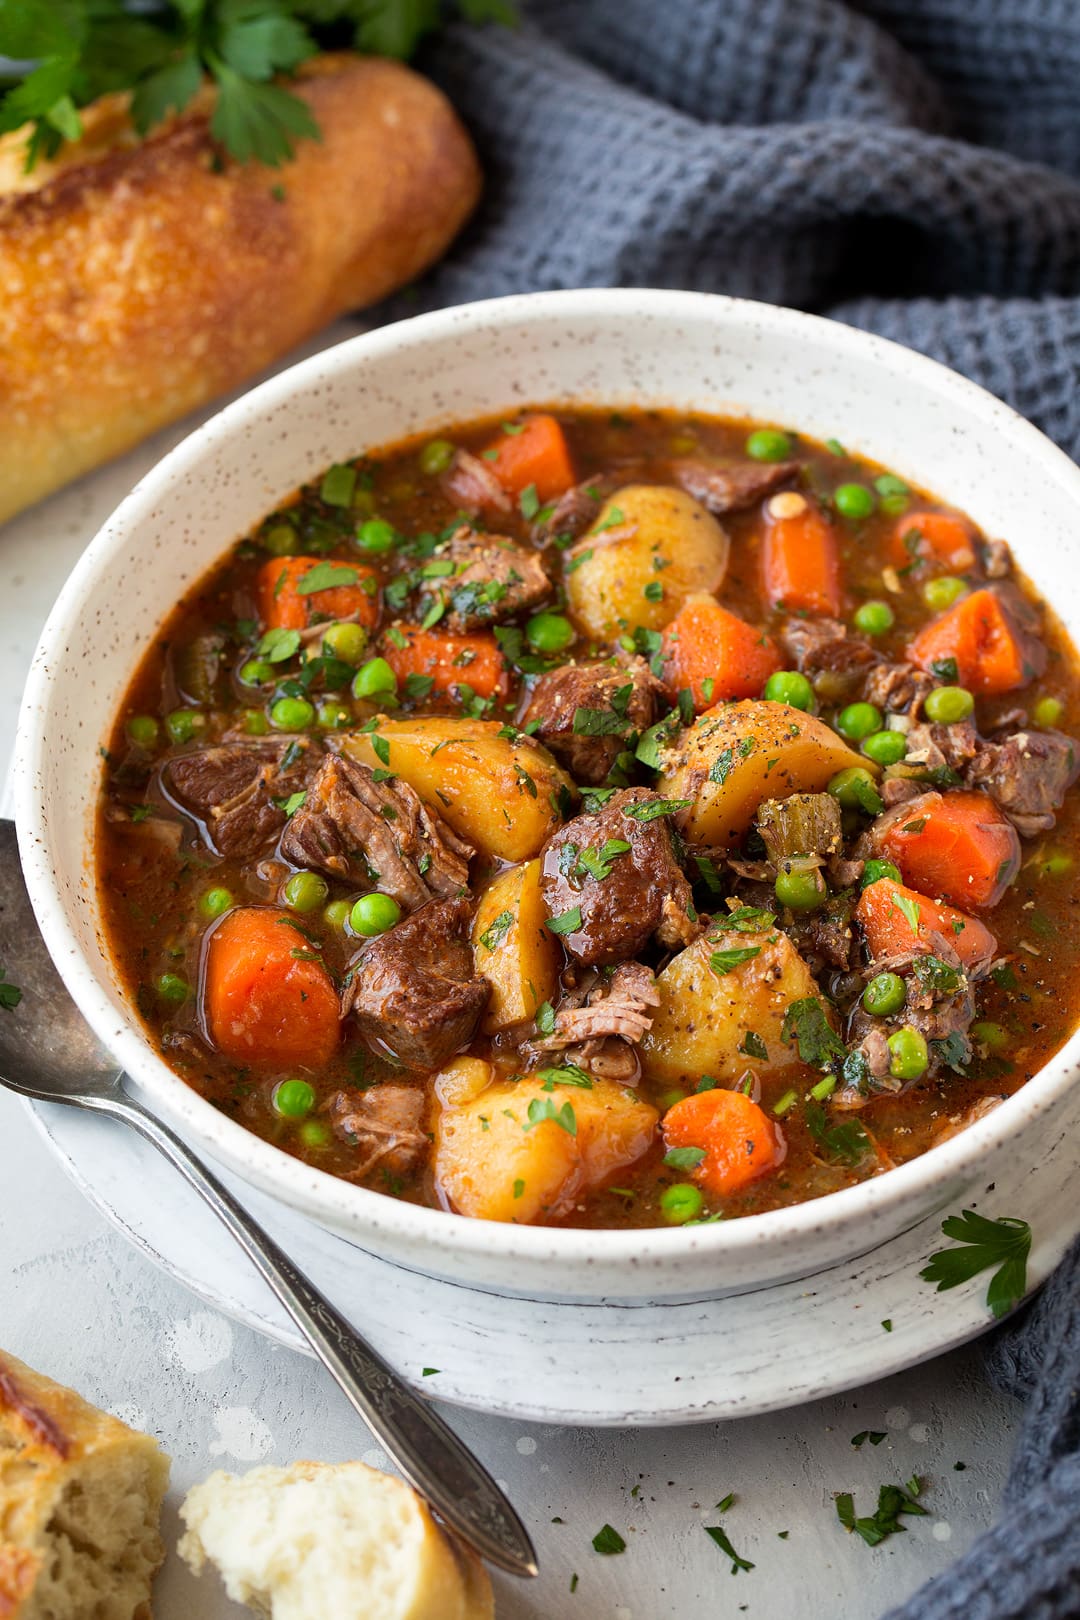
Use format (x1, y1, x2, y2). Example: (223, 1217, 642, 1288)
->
(930, 657, 960, 683)
(257, 626, 302, 662)
(421, 1367, 440, 1377)
(593, 505, 626, 534)
(724, 905, 776, 932)
(572, 707, 629, 736)
(851, 1431, 887, 1448)
(536, 1000, 556, 1036)
(739, 1031, 768, 1061)
(591, 1524, 626, 1555)
(920, 1209, 1031, 1318)
(892, 892, 921, 932)
(805, 1101, 873, 1166)
(478, 910, 514, 951)
(708, 747, 735, 785)
(575, 839, 631, 881)
(836, 1477, 927, 1546)
(519, 483, 540, 520)
(780, 998, 846, 1070)
(622, 797, 691, 822)
(279, 790, 306, 818)
(704, 1524, 754, 1575)
(911, 954, 964, 997)
(526, 1096, 577, 1135)
(403, 673, 435, 701)
(663, 1146, 706, 1170)
(710, 946, 762, 976)
(295, 561, 359, 595)
(545, 907, 582, 936)
(0, 967, 22, 1013)
(371, 734, 391, 767)
(643, 580, 664, 602)
(537, 1063, 594, 1090)
(581, 786, 619, 812)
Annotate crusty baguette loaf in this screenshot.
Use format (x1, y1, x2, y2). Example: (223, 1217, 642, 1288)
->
(0, 1349, 170, 1619)
(179, 1459, 495, 1620)
(0, 53, 481, 526)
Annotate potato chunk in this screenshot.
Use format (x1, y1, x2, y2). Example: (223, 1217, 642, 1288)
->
(433, 1061, 658, 1223)
(341, 717, 575, 862)
(642, 926, 819, 1087)
(565, 485, 730, 641)
(657, 698, 866, 849)
(472, 860, 561, 1034)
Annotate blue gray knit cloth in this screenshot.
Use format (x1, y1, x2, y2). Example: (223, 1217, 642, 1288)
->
(404, 3, 1080, 1613)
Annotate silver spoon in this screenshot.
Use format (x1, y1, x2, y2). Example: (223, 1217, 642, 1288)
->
(0, 817, 537, 1579)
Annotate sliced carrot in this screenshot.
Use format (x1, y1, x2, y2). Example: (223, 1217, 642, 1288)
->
(380, 623, 508, 702)
(876, 790, 1020, 910)
(660, 593, 782, 712)
(202, 907, 339, 1068)
(890, 510, 976, 571)
(481, 413, 575, 503)
(908, 587, 1044, 695)
(761, 494, 841, 616)
(663, 1088, 784, 1199)
(855, 878, 997, 970)
(256, 556, 379, 633)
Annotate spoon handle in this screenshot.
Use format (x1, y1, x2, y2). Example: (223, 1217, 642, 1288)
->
(106, 1091, 537, 1578)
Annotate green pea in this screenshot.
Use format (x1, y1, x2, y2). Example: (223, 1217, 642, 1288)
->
(270, 695, 315, 731)
(526, 612, 575, 654)
(774, 864, 827, 912)
(198, 887, 234, 921)
(659, 1183, 705, 1224)
(239, 659, 275, 687)
(924, 685, 974, 724)
(746, 428, 793, 463)
(350, 892, 402, 937)
(853, 600, 895, 637)
(274, 1078, 315, 1118)
(317, 701, 352, 730)
(887, 1026, 928, 1080)
(923, 576, 967, 612)
(835, 483, 876, 520)
(971, 1020, 1009, 1051)
(126, 714, 160, 750)
(155, 972, 189, 1005)
(283, 870, 329, 913)
(299, 1120, 331, 1151)
(242, 708, 270, 736)
(324, 899, 353, 931)
(837, 702, 882, 742)
(863, 971, 906, 1018)
(861, 859, 902, 889)
(862, 729, 908, 766)
(352, 657, 398, 701)
(164, 708, 205, 746)
(355, 518, 397, 555)
(264, 523, 299, 557)
(657, 1088, 687, 1112)
(321, 621, 369, 664)
(763, 670, 815, 711)
(419, 439, 457, 476)
(1038, 850, 1073, 878)
(827, 766, 883, 813)
(1034, 696, 1064, 729)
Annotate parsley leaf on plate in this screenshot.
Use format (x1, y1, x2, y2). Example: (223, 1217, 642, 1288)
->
(920, 1209, 1032, 1319)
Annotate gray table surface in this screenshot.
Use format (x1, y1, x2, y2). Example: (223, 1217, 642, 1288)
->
(0, 323, 1018, 1618)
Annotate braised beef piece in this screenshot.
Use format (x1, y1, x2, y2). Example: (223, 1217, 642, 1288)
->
(863, 662, 934, 716)
(535, 478, 610, 542)
(280, 754, 472, 910)
(903, 718, 980, 779)
(539, 788, 697, 966)
(780, 617, 877, 703)
(424, 526, 549, 632)
(881, 776, 925, 807)
(671, 458, 798, 515)
(328, 1085, 428, 1181)
(846, 944, 975, 1084)
(965, 727, 1079, 835)
(522, 656, 663, 785)
(439, 448, 511, 515)
(164, 740, 316, 859)
(787, 890, 858, 972)
(983, 537, 1012, 579)
(528, 962, 659, 1084)
(986, 583, 1049, 684)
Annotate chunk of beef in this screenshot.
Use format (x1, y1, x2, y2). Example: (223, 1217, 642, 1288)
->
(671, 457, 799, 515)
(787, 890, 858, 972)
(522, 656, 663, 785)
(280, 754, 472, 910)
(328, 1085, 428, 1182)
(983, 537, 1012, 579)
(780, 617, 878, 703)
(903, 718, 980, 779)
(881, 776, 925, 808)
(965, 728, 1079, 835)
(535, 478, 610, 542)
(424, 526, 549, 632)
(164, 741, 315, 858)
(539, 788, 697, 966)
(343, 898, 489, 1070)
(863, 661, 934, 716)
(850, 941, 976, 1078)
(440, 448, 511, 516)
(529, 962, 658, 1084)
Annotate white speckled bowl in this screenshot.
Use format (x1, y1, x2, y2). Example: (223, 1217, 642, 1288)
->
(14, 289, 1080, 1302)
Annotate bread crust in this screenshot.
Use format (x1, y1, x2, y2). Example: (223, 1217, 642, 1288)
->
(0, 1349, 170, 1619)
(0, 54, 481, 525)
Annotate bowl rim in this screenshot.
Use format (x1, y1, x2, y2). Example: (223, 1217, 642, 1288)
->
(15, 285, 1080, 1272)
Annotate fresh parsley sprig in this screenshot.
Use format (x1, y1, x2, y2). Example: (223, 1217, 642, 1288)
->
(0, 0, 513, 172)
(920, 1209, 1032, 1319)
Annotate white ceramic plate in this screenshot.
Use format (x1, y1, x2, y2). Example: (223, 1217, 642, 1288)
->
(24, 1080, 1080, 1425)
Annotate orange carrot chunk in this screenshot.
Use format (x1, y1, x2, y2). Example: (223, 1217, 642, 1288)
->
(855, 878, 998, 970)
(256, 556, 379, 633)
(380, 623, 508, 702)
(663, 1088, 784, 1199)
(908, 587, 1044, 695)
(203, 907, 340, 1068)
(660, 593, 782, 712)
(877, 790, 1020, 910)
(890, 510, 977, 571)
(761, 493, 841, 616)
(481, 413, 575, 503)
